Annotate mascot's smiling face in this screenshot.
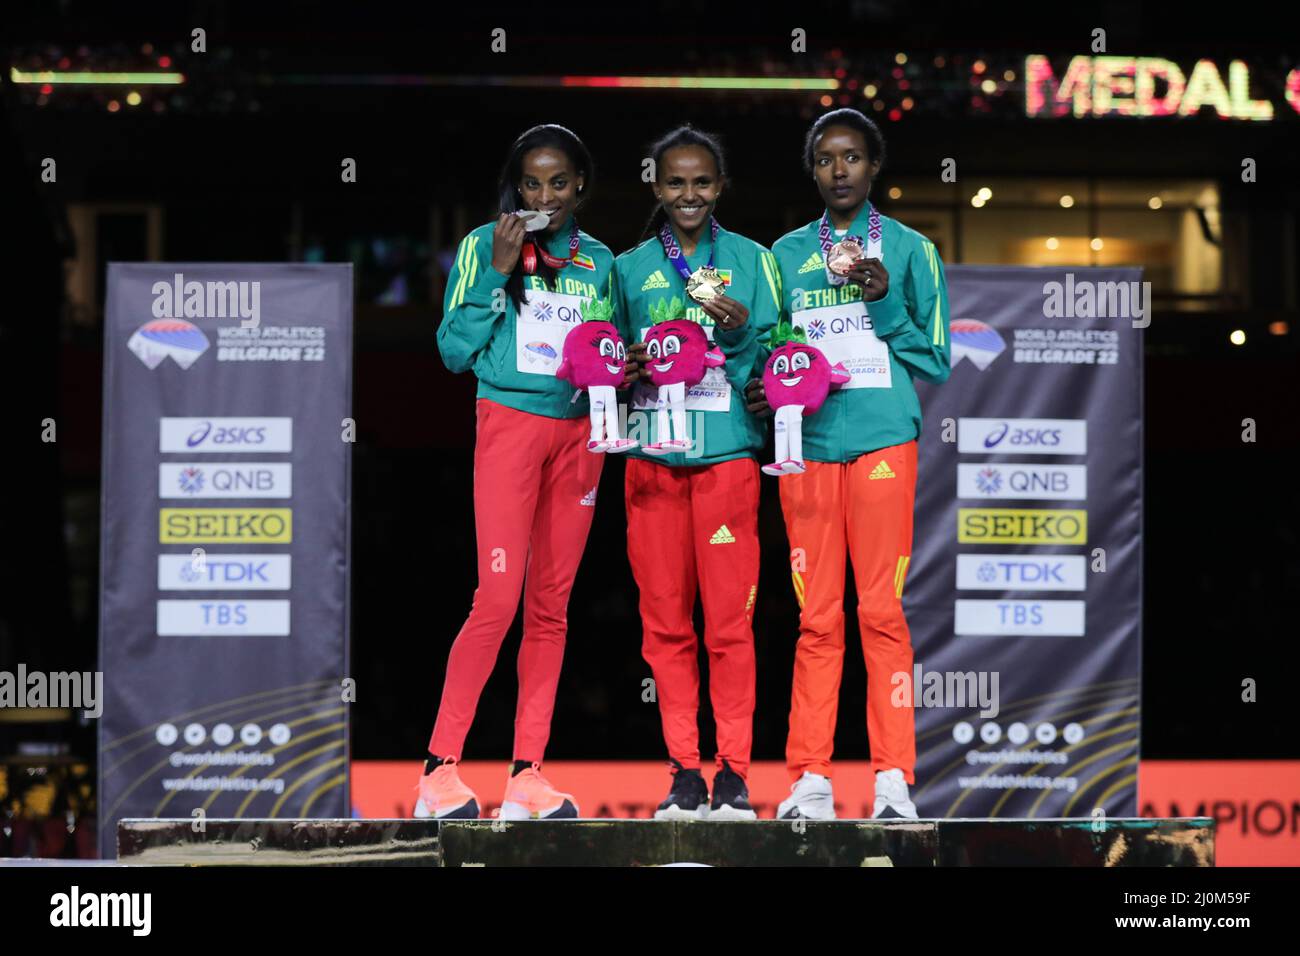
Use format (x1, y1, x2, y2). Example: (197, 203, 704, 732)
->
(561, 321, 626, 388)
(763, 342, 834, 412)
(644, 319, 710, 388)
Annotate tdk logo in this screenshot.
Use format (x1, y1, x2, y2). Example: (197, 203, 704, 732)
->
(158, 553, 291, 591)
(152, 272, 260, 327)
(179, 560, 272, 584)
(956, 554, 1086, 591)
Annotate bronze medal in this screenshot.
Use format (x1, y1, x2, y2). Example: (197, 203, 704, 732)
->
(686, 265, 726, 303)
(827, 238, 865, 276)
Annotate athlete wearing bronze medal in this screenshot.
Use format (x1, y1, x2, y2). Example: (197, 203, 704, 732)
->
(750, 109, 952, 821)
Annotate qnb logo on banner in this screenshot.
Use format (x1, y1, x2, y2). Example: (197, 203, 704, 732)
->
(910, 266, 1141, 820)
(160, 463, 293, 498)
(99, 263, 352, 859)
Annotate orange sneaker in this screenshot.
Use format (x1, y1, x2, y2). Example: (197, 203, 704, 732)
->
(413, 757, 480, 819)
(500, 762, 579, 820)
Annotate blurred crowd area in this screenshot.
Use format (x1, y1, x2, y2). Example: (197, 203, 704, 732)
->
(0, 762, 97, 858)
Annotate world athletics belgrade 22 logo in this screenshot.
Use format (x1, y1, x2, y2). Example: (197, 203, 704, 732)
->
(950, 319, 1006, 371)
(127, 318, 210, 370)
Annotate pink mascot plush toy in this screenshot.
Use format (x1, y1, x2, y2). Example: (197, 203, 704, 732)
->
(761, 318, 850, 475)
(556, 297, 637, 453)
(641, 295, 725, 455)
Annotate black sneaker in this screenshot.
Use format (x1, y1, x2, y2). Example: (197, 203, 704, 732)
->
(710, 760, 757, 820)
(653, 759, 710, 821)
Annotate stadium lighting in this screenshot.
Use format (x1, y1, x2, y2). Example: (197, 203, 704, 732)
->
(10, 68, 185, 85)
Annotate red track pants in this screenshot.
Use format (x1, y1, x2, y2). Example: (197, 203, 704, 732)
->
(625, 456, 759, 778)
(429, 398, 602, 763)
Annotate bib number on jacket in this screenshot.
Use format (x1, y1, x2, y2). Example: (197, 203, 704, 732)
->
(515, 290, 589, 376)
(791, 300, 892, 389)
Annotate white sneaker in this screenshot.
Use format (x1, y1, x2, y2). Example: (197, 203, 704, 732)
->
(871, 768, 919, 819)
(776, 771, 836, 820)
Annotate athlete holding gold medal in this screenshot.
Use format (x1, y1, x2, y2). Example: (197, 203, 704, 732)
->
(748, 109, 952, 820)
(613, 126, 780, 820)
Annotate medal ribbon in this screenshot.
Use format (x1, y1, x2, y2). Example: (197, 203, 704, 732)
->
(819, 204, 881, 286)
(658, 216, 719, 283)
(522, 218, 581, 275)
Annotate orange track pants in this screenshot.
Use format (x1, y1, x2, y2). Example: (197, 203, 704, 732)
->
(779, 441, 918, 784)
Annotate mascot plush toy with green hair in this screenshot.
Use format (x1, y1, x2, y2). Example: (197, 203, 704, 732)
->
(760, 318, 850, 475)
(639, 295, 725, 455)
(557, 297, 637, 453)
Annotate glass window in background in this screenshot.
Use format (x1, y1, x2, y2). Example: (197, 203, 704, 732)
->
(886, 178, 1224, 311)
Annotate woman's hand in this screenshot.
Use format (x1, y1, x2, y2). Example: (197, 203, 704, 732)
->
(491, 212, 528, 275)
(623, 342, 651, 387)
(700, 294, 749, 332)
(744, 378, 772, 416)
(845, 256, 889, 302)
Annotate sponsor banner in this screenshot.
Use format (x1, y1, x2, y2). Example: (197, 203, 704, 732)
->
(956, 554, 1087, 591)
(157, 599, 291, 636)
(159, 463, 292, 499)
(159, 417, 293, 453)
(99, 264, 352, 858)
(957, 463, 1087, 500)
(954, 599, 1087, 636)
(958, 507, 1087, 544)
(159, 508, 293, 543)
(157, 554, 291, 591)
(958, 417, 1087, 455)
(910, 267, 1141, 817)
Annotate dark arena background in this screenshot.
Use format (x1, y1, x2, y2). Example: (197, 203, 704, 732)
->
(0, 0, 1297, 926)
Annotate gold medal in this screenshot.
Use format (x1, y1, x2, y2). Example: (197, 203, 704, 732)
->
(686, 265, 726, 303)
(827, 239, 865, 276)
